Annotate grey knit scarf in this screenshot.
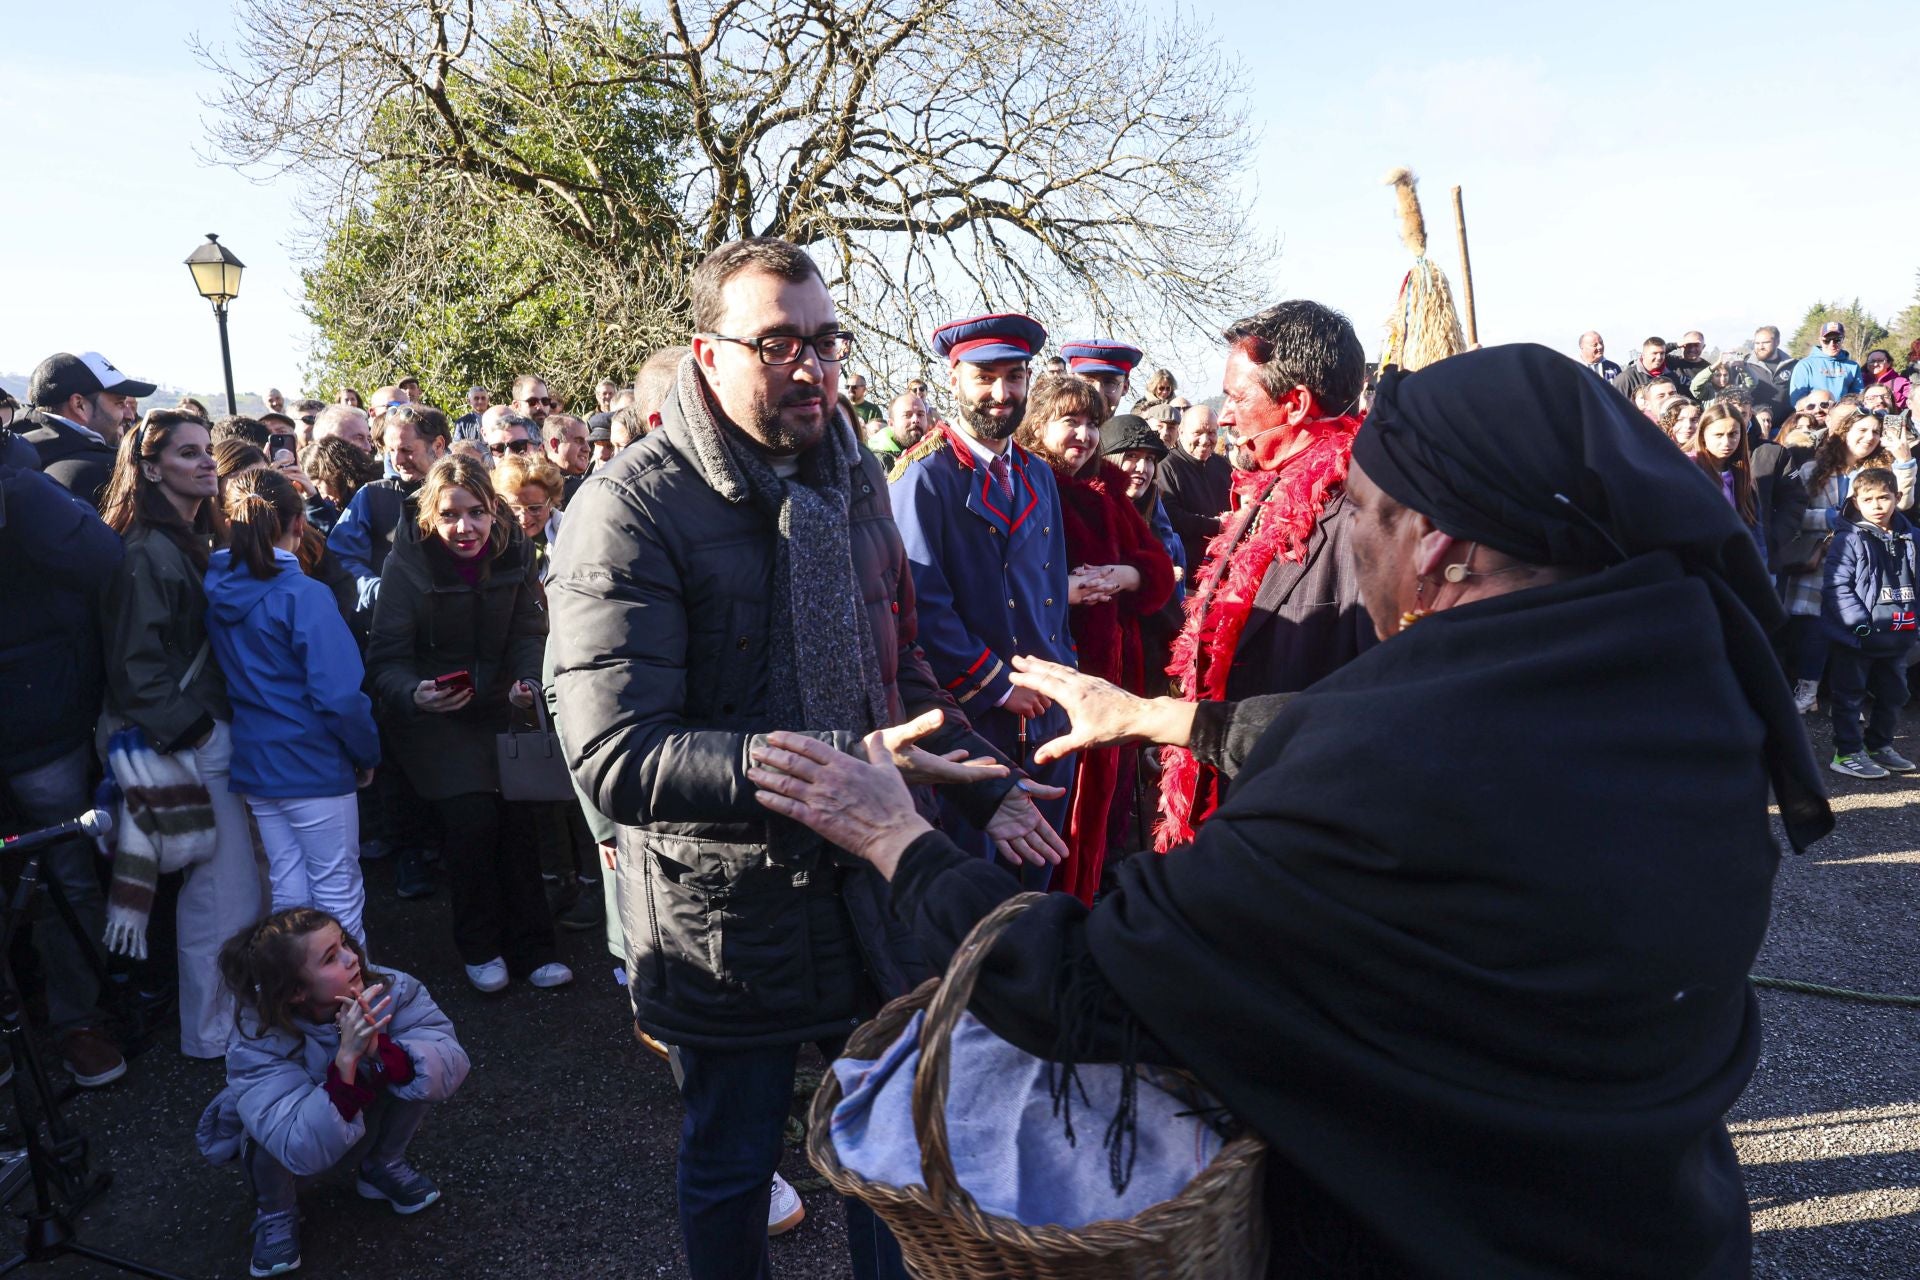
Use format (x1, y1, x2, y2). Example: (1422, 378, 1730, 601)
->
(674, 357, 889, 740)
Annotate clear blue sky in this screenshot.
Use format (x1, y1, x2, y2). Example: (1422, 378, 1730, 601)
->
(3, 1, 1911, 399)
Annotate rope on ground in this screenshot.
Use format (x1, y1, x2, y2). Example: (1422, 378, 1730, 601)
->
(1751, 975, 1920, 1006)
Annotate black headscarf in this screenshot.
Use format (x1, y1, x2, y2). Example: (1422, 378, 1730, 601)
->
(1355, 342, 1832, 851)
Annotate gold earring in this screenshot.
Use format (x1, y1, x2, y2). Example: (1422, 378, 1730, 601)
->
(1399, 577, 1429, 631)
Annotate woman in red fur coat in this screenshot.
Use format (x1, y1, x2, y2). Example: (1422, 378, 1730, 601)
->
(1016, 376, 1175, 903)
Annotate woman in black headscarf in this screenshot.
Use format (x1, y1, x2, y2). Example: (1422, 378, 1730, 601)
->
(747, 344, 1831, 1278)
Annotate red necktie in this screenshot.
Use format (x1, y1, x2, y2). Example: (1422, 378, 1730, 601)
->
(989, 454, 1013, 505)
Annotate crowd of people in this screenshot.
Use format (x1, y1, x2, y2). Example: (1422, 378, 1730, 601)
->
(0, 236, 1892, 1278)
(1580, 323, 1920, 777)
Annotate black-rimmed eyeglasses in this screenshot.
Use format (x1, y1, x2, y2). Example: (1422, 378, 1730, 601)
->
(702, 331, 856, 365)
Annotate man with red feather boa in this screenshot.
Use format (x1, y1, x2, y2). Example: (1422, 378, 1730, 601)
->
(1157, 300, 1376, 849)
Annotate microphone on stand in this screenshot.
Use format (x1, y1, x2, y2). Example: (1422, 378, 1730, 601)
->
(1, 809, 113, 856)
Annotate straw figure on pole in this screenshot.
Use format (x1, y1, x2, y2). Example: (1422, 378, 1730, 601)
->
(1380, 168, 1466, 371)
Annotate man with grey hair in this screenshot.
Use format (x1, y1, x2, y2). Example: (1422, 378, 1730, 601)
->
(595, 378, 619, 414)
(1157, 401, 1232, 578)
(312, 403, 374, 456)
(265, 387, 286, 415)
(544, 412, 592, 504)
(454, 386, 492, 442)
(1578, 332, 1620, 380)
(482, 410, 539, 469)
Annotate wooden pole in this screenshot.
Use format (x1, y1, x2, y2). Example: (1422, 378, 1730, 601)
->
(1451, 185, 1478, 347)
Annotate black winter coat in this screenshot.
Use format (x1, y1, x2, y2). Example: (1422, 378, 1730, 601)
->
(101, 526, 230, 753)
(18, 410, 117, 510)
(0, 462, 123, 772)
(1156, 446, 1232, 578)
(1221, 489, 1375, 701)
(365, 529, 547, 801)
(891, 554, 1783, 1278)
(548, 392, 1016, 1049)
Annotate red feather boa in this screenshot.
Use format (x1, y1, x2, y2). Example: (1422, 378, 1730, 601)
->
(1155, 419, 1360, 850)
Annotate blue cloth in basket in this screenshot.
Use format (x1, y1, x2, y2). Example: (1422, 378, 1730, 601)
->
(829, 1009, 1223, 1229)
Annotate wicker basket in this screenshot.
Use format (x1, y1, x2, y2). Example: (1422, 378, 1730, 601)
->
(807, 893, 1269, 1279)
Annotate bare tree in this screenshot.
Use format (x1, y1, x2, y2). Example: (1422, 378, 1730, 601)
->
(198, 0, 1265, 387)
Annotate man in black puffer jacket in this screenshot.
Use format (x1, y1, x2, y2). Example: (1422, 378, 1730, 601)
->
(549, 237, 1065, 1280)
(0, 431, 126, 1076)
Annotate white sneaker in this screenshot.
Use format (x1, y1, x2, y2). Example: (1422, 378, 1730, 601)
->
(1793, 679, 1819, 714)
(528, 962, 574, 989)
(767, 1172, 805, 1236)
(464, 958, 509, 993)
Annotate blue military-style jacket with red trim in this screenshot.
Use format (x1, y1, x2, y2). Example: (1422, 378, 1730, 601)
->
(889, 424, 1075, 716)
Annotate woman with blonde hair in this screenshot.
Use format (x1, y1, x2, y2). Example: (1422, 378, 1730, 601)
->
(99, 409, 264, 1062)
(366, 456, 569, 992)
(492, 450, 567, 583)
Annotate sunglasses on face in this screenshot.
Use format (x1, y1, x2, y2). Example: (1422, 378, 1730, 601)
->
(488, 438, 534, 456)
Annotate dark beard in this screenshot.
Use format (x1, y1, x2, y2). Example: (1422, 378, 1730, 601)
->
(748, 390, 827, 454)
(959, 393, 1025, 442)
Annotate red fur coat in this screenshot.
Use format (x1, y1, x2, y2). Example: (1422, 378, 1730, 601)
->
(1051, 461, 1175, 903)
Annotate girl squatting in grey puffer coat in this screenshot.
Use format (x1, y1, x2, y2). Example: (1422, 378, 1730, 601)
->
(197, 908, 469, 1277)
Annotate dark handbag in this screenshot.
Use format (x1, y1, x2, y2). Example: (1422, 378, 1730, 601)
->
(1779, 530, 1833, 576)
(495, 696, 575, 803)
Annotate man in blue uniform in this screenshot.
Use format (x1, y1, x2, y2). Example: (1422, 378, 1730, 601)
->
(1061, 338, 1142, 418)
(889, 314, 1075, 887)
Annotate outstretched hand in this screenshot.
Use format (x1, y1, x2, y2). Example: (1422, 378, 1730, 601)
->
(984, 783, 1068, 869)
(750, 732, 933, 878)
(1008, 655, 1188, 763)
(876, 709, 1010, 786)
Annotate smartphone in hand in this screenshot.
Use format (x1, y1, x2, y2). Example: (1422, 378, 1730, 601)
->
(432, 669, 474, 697)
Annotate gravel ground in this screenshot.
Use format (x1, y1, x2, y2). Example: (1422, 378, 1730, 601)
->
(27, 706, 1920, 1278)
(1731, 706, 1920, 1277)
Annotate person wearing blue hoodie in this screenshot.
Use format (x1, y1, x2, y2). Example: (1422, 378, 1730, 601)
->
(1789, 322, 1865, 402)
(206, 468, 382, 948)
(1821, 466, 1920, 780)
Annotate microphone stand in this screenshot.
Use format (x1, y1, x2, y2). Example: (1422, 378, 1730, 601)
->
(0, 830, 186, 1278)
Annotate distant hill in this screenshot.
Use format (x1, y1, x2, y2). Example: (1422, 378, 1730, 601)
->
(1, 371, 273, 419)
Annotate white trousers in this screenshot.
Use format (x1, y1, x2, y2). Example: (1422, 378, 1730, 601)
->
(179, 722, 269, 1058)
(244, 792, 368, 956)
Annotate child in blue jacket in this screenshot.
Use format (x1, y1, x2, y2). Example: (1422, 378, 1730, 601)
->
(1821, 466, 1920, 778)
(198, 908, 468, 1276)
(206, 469, 381, 947)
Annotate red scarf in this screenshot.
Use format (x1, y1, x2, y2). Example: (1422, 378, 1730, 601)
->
(1155, 419, 1359, 850)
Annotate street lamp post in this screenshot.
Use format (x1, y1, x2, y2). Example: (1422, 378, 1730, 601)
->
(184, 233, 246, 415)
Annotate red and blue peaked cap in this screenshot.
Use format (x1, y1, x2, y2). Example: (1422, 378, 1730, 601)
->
(931, 313, 1049, 366)
(1060, 338, 1143, 378)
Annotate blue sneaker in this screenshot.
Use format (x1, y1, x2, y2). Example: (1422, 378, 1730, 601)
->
(356, 1159, 440, 1215)
(249, 1209, 300, 1276)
